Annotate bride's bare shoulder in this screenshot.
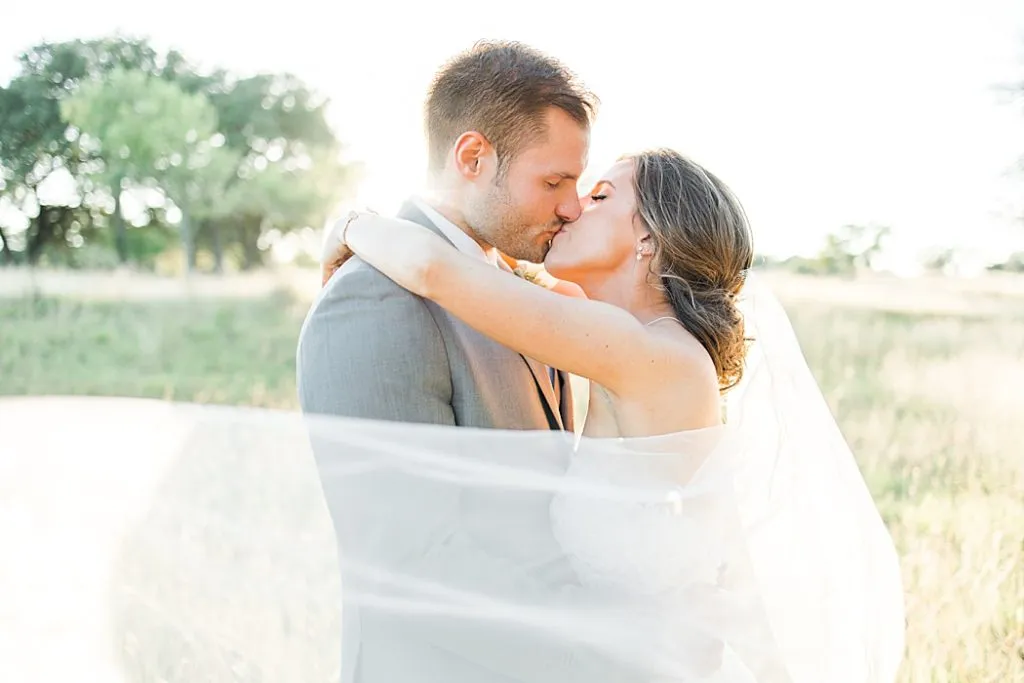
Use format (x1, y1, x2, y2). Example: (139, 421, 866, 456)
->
(645, 323, 722, 401)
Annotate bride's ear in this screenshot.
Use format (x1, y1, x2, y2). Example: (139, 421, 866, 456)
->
(635, 233, 655, 259)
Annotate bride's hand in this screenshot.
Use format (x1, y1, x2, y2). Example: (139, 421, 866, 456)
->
(321, 211, 371, 286)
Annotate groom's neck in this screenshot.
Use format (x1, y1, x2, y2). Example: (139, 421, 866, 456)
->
(420, 194, 494, 252)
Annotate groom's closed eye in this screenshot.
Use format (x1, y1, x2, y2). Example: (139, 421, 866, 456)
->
(545, 172, 581, 189)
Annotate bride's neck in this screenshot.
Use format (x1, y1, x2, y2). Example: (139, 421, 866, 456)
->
(575, 269, 675, 325)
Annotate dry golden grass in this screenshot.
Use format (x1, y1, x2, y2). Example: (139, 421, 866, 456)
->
(1, 269, 1022, 681)
(775, 273, 1024, 682)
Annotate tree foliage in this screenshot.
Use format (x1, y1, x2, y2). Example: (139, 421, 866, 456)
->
(768, 224, 892, 277)
(0, 36, 350, 271)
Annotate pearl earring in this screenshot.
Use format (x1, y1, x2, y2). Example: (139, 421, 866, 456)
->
(636, 251, 643, 261)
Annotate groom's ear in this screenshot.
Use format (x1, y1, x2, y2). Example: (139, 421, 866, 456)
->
(452, 131, 494, 180)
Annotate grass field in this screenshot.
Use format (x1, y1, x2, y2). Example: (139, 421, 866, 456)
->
(2, 271, 1023, 682)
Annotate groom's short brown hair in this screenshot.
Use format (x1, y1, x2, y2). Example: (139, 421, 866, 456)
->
(425, 40, 597, 175)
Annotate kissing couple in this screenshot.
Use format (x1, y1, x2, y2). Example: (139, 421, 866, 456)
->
(297, 40, 905, 683)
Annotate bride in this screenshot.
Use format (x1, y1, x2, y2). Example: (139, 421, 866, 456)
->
(321, 148, 906, 682)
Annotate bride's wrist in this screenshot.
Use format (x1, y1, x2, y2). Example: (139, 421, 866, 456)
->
(338, 210, 362, 247)
(342, 208, 381, 243)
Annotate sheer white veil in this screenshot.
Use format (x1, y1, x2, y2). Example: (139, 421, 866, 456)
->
(722, 272, 906, 682)
(0, 273, 904, 683)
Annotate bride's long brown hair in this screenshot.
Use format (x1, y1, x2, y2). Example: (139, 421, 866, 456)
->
(626, 149, 753, 392)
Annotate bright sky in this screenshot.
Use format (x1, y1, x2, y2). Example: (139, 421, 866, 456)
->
(2, 0, 1023, 271)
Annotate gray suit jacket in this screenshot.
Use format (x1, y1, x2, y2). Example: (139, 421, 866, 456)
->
(297, 200, 573, 432)
(296, 201, 639, 683)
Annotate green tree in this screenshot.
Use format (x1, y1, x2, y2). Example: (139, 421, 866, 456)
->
(774, 224, 891, 276)
(0, 36, 351, 269)
(988, 252, 1024, 273)
(196, 73, 349, 271)
(57, 68, 161, 263)
(0, 37, 163, 264)
(63, 68, 239, 276)
(922, 247, 957, 275)
(816, 223, 891, 276)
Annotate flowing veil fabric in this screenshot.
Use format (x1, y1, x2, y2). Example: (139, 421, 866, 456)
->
(0, 275, 904, 683)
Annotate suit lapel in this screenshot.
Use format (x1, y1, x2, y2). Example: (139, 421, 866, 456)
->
(520, 354, 563, 430)
(494, 254, 564, 431)
(557, 371, 575, 433)
(400, 199, 566, 431)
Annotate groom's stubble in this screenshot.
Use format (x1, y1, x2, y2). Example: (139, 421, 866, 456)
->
(461, 173, 563, 264)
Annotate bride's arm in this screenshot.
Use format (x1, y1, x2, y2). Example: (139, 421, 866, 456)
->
(341, 213, 676, 396)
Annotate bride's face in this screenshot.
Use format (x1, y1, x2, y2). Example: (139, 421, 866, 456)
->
(543, 160, 642, 282)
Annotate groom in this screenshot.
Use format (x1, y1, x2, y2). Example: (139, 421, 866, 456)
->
(297, 40, 591, 432)
(297, 42, 640, 683)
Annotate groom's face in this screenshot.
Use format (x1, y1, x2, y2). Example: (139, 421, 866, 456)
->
(468, 107, 589, 263)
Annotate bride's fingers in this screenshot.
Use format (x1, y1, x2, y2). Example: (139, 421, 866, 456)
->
(322, 260, 338, 286)
(322, 252, 345, 285)
(320, 216, 349, 266)
(322, 248, 356, 286)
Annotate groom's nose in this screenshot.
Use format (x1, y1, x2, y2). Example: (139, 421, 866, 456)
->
(556, 195, 583, 223)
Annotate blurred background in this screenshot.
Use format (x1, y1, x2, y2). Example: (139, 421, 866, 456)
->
(1, 1, 1023, 681)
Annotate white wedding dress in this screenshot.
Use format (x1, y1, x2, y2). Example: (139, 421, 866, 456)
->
(552, 428, 759, 682)
(548, 428, 757, 679)
(554, 431, 728, 595)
